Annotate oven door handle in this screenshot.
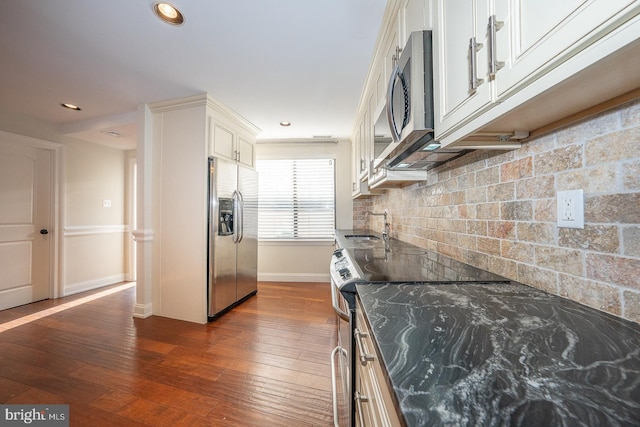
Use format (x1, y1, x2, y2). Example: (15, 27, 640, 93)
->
(331, 280, 350, 321)
(330, 346, 347, 427)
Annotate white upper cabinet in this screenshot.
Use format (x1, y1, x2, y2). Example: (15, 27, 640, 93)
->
(434, 0, 492, 140)
(209, 115, 256, 168)
(350, 0, 436, 196)
(399, 0, 431, 49)
(236, 135, 255, 168)
(495, 0, 639, 98)
(434, 0, 640, 147)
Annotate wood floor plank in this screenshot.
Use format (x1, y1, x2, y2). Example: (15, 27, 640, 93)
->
(0, 281, 336, 426)
(0, 355, 111, 403)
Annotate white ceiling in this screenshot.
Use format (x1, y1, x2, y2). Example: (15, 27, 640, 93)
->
(0, 0, 387, 150)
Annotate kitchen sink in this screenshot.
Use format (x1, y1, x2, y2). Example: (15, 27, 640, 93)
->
(344, 234, 380, 240)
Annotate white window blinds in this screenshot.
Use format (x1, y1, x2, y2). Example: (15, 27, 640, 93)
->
(257, 158, 335, 241)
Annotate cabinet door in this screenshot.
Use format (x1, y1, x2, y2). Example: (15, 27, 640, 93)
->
(495, 0, 640, 98)
(352, 132, 360, 197)
(434, 0, 492, 140)
(359, 112, 369, 181)
(383, 24, 400, 93)
(236, 135, 254, 168)
(399, 0, 430, 48)
(211, 121, 236, 161)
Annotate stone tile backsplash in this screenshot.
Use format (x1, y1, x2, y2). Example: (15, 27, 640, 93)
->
(354, 99, 640, 324)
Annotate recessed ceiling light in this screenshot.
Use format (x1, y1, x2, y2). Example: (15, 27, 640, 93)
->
(280, 121, 291, 127)
(61, 103, 82, 111)
(100, 130, 122, 138)
(153, 2, 184, 25)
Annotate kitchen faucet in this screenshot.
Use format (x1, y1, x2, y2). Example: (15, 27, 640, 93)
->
(366, 209, 390, 239)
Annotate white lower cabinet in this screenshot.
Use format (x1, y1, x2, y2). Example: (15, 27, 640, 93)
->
(355, 298, 402, 427)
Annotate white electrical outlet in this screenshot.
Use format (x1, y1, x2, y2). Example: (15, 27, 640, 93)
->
(557, 190, 584, 228)
(102, 199, 112, 208)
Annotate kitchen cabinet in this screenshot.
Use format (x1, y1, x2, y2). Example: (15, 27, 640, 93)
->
(350, 0, 438, 194)
(351, 123, 362, 197)
(208, 115, 255, 168)
(354, 297, 403, 427)
(434, 0, 640, 147)
(398, 0, 432, 54)
(433, 0, 493, 141)
(495, 0, 639, 98)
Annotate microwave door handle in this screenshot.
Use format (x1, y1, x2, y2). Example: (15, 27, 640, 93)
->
(386, 64, 401, 142)
(386, 64, 409, 143)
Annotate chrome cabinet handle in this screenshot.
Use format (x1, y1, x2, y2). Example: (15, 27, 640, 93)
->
(354, 328, 375, 365)
(468, 37, 484, 94)
(488, 15, 504, 78)
(354, 390, 369, 427)
(330, 346, 347, 427)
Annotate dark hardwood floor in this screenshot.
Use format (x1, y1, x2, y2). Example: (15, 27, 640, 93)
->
(0, 282, 337, 426)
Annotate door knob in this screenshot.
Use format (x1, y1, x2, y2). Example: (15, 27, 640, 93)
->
(40, 229, 49, 235)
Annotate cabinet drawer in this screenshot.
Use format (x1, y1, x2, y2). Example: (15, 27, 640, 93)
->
(355, 298, 403, 427)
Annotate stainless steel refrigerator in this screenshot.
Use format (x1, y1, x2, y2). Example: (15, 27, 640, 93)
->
(207, 156, 258, 320)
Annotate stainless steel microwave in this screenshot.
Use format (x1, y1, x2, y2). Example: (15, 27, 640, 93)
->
(373, 30, 435, 168)
(373, 30, 469, 170)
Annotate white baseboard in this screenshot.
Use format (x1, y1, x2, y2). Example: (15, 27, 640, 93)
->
(258, 272, 330, 283)
(133, 303, 153, 318)
(64, 274, 126, 296)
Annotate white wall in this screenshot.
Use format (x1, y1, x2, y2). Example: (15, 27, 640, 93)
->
(0, 110, 129, 296)
(255, 139, 353, 282)
(63, 139, 127, 294)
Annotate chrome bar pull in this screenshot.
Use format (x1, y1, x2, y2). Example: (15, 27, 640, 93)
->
(488, 15, 505, 78)
(354, 390, 369, 427)
(354, 328, 375, 365)
(468, 37, 484, 94)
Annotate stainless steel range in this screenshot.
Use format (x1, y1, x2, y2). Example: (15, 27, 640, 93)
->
(329, 248, 364, 427)
(329, 230, 511, 426)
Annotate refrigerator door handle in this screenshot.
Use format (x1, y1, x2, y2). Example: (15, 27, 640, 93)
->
(237, 191, 244, 243)
(232, 190, 240, 243)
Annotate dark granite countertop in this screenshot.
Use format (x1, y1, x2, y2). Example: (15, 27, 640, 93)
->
(356, 282, 640, 427)
(335, 229, 509, 283)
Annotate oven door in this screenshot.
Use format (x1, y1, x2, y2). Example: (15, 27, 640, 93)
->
(331, 277, 353, 427)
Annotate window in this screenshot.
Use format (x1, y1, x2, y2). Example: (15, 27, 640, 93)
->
(257, 158, 335, 241)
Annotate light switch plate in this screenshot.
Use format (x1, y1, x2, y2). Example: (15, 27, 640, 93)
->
(557, 189, 584, 228)
(102, 199, 112, 208)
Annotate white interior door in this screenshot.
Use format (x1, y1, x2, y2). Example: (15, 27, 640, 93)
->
(0, 139, 52, 310)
